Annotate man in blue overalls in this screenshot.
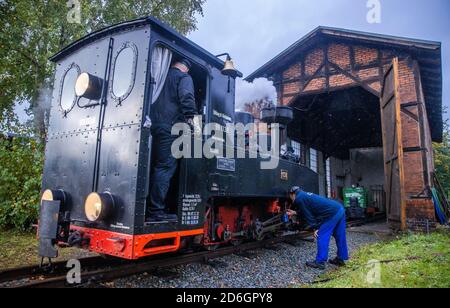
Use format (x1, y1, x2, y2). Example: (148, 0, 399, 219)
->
(289, 186, 349, 270)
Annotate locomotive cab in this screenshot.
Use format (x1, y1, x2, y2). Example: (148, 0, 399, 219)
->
(148, 52, 210, 220)
(39, 16, 317, 261)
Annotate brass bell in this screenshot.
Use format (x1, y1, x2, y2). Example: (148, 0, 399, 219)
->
(222, 58, 239, 78)
(217, 53, 241, 78)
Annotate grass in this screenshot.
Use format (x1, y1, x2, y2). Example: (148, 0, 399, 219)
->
(307, 229, 450, 288)
(0, 230, 38, 270)
(0, 229, 95, 270)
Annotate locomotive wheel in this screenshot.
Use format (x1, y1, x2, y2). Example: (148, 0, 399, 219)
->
(253, 220, 265, 241)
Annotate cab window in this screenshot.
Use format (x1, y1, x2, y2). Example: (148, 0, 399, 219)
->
(111, 43, 138, 102)
(60, 64, 80, 113)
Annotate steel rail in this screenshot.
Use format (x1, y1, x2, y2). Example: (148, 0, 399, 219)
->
(1, 231, 312, 288)
(0, 256, 120, 285)
(347, 212, 387, 228)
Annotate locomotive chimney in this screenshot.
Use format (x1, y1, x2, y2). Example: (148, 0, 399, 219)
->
(260, 106, 294, 152)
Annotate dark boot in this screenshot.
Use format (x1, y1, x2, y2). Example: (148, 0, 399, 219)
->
(328, 257, 346, 267)
(306, 261, 326, 270)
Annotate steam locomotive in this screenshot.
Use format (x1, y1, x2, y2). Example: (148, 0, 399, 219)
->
(38, 16, 318, 260)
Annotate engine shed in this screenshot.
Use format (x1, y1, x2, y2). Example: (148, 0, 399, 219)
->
(246, 26, 443, 231)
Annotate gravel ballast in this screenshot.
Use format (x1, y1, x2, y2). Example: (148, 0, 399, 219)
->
(113, 231, 380, 288)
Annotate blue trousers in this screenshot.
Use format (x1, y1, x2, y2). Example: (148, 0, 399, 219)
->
(316, 207, 349, 263)
(149, 126, 178, 215)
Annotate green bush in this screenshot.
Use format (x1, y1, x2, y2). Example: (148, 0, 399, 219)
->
(0, 132, 43, 231)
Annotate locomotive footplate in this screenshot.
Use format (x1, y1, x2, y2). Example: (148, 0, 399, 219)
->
(38, 200, 61, 258)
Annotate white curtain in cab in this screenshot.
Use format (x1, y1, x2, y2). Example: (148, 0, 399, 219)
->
(151, 46, 173, 104)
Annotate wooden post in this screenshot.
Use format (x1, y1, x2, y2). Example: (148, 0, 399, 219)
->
(392, 58, 407, 231)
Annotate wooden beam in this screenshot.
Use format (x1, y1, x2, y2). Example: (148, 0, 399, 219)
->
(401, 106, 419, 122)
(324, 44, 330, 91)
(378, 49, 384, 79)
(380, 62, 393, 222)
(302, 63, 325, 92)
(350, 45, 356, 71)
(301, 58, 306, 90)
(297, 56, 303, 94)
(328, 62, 381, 97)
(279, 72, 284, 105)
(393, 58, 407, 231)
(401, 101, 420, 108)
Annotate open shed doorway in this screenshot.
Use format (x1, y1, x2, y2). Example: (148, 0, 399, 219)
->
(288, 86, 386, 215)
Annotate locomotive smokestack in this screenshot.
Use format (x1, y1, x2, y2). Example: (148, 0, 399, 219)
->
(260, 106, 294, 152)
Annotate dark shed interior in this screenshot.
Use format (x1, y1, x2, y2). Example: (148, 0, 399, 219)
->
(288, 87, 382, 160)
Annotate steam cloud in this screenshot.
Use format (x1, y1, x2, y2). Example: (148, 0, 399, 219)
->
(13, 86, 53, 126)
(32, 86, 54, 133)
(235, 78, 277, 110)
(34, 86, 53, 117)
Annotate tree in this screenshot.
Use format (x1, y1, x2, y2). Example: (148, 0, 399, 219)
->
(0, 0, 206, 230)
(433, 112, 450, 198)
(0, 0, 206, 140)
(0, 116, 43, 230)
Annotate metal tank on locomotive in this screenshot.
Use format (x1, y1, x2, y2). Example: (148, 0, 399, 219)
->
(39, 17, 318, 261)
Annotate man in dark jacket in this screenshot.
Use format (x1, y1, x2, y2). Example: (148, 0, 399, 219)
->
(148, 59, 198, 222)
(289, 187, 349, 270)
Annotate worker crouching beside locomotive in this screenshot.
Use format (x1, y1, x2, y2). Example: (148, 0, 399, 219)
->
(148, 59, 198, 223)
(289, 187, 349, 270)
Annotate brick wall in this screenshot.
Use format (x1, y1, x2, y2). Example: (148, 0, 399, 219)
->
(405, 199, 436, 231)
(399, 61, 425, 197)
(278, 43, 385, 104)
(397, 59, 435, 227)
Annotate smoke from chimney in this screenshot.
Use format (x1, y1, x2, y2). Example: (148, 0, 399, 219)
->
(235, 78, 277, 111)
(32, 85, 53, 138)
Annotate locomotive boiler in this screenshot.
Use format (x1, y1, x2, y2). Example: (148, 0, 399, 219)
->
(38, 16, 318, 261)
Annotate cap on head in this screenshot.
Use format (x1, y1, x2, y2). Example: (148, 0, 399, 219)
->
(290, 186, 301, 194)
(178, 58, 192, 70)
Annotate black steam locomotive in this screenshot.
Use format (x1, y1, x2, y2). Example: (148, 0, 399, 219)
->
(39, 17, 318, 260)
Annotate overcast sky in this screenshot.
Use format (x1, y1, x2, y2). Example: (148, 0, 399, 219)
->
(188, 0, 449, 116)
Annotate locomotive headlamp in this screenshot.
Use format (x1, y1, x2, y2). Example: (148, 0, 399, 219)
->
(75, 72, 103, 100)
(40, 189, 66, 205)
(41, 189, 54, 202)
(85, 192, 115, 222)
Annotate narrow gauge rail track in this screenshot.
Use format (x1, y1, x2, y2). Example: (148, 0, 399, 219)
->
(0, 216, 386, 288)
(0, 256, 110, 285)
(347, 212, 387, 228)
(0, 231, 312, 288)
